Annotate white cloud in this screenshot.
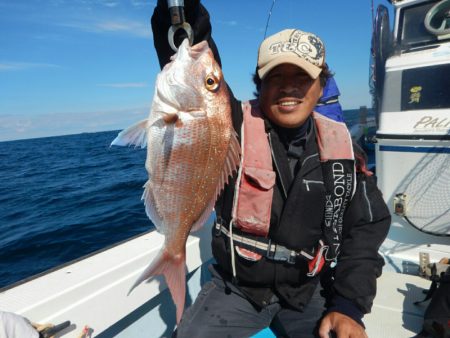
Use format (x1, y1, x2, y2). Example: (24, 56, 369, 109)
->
(217, 20, 238, 27)
(60, 19, 152, 38)
(14, 119, 33, 133)
(100, 0, 120, 7)
(1, 1, 153, 39)
(130, 0, 154, 8)
(96, 20, 150, 36)
(48, 0, 118, 8)
(97, 82, 148, 88)
(0, 62, 60, 72)
(0, 108, 149, 142)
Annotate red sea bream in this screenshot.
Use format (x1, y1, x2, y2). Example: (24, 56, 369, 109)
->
(112, 39, 240, 323)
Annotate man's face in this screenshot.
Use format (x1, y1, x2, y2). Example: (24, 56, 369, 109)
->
(259, 64, 323, 128)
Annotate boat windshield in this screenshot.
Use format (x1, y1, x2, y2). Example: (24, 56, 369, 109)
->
(398, 2, 447, 49)
(401, 63, 450, 110)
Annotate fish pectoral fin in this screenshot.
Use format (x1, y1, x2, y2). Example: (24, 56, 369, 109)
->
(186, 109, 206, 118)
(162, 113, 179, 124)
(111, 119, 149, 148)
(128, 248, 186, 324)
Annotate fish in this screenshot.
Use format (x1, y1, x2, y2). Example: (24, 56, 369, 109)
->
(111, 39, 240, 323)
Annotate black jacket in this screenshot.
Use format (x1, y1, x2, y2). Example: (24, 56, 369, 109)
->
(151, 0, 391, 321)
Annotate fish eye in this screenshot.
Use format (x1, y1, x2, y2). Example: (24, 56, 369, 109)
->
(205, 73, 220, 92)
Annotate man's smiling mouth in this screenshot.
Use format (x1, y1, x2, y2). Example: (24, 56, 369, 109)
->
(279, 101, 299, 106)
(277, 98, 303, 107)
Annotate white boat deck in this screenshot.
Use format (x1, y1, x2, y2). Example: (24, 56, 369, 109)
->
(365, 270, 430, 337)
(254, 270, 431, 338)
(0, 225, 212, 338)
(0, 222, 432, 338)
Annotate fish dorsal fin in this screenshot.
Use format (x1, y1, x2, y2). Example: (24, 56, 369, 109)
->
(111, 119, 149, 148)
(190, 131, 240, 233)
(215, 130, 241, 200)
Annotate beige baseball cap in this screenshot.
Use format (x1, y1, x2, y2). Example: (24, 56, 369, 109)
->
(257, 29, 325, 80)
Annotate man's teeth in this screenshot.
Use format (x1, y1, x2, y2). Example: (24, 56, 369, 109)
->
(279, 101, 298, 106)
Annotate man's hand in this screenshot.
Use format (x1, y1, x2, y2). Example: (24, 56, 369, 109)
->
(318, 312, 368, 338)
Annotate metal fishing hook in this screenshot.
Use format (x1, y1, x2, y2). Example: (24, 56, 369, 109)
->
(167, 0, 194, 52)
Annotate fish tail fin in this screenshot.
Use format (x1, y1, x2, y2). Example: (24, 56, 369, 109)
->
(164, 252, 187, 324)
(128, 248, 186, 324)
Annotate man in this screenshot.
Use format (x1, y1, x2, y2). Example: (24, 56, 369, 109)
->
(0, 311, 40, 338)
(152, 1, 391, 337)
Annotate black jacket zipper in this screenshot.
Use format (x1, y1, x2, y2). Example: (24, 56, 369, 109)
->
(268, 132, 288, 198)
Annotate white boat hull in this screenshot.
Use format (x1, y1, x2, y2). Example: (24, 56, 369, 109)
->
(376, 137, 450, 272)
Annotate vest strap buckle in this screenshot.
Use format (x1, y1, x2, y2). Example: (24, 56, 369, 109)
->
(267, 241, 297, 264)
(214, 217, 225, 236)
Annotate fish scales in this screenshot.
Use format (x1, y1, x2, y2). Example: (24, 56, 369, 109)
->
(111, 39, 240, 324)
(150, 118, 224, 246)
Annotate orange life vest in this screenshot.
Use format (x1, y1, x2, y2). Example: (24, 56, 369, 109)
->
(230, 100, 356, 270)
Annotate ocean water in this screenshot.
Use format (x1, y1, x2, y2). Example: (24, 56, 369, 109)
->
(0, 109, 372, 289)
(0, 130, 149, 288)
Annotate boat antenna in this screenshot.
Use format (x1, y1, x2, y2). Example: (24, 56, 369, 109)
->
(264, 0, 277, 39)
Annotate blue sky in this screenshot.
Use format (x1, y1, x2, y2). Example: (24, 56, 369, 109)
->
(0, 0, 391, 141)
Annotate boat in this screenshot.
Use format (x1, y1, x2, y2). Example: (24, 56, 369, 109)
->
(1, 0, 449, 337)
(368, 0, 450, 334)
(373, 0, 450, 274)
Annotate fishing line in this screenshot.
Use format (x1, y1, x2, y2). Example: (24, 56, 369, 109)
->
(264, 0, 277, 39)
(371, 0, 375, 31)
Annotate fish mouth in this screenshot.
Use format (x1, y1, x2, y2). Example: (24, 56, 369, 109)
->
(173, 39, 210, 65)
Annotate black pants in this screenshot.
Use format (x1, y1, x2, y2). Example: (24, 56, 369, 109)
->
(175, 266, 325, 338)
